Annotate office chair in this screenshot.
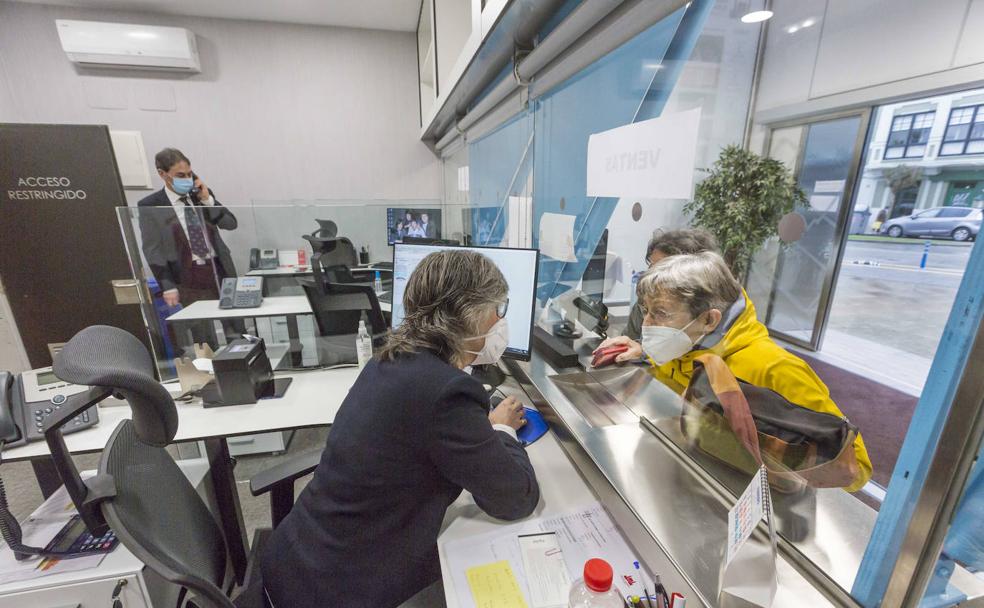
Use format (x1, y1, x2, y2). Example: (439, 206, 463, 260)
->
(52, 325, 321, 608)
(300, 279, 389, 365)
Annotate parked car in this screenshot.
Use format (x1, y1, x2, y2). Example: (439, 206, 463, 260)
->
(881, 206, 981, 241)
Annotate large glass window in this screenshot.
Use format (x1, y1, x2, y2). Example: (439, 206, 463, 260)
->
(884, 111, 934, 159)
(940, 104, 984, 156)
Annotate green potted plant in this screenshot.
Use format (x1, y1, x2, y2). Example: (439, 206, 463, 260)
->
(684, 145, 807, 279)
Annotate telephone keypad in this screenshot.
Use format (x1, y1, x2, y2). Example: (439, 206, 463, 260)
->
(25, 404, 98, 441)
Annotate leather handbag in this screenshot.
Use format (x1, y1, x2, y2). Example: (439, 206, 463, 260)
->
(680, 354, 860, 491)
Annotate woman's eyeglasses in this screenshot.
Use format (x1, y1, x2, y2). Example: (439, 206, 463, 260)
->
(496, 298, 509, 318)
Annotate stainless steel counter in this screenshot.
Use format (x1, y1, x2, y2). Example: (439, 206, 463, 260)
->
(506, 338, 879, 606)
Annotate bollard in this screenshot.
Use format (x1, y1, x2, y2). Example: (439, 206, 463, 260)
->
(920, 240, 932, 269)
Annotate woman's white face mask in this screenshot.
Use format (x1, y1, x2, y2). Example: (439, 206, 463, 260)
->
(641, 316, 702, 365)
(465, 318, 509, 366)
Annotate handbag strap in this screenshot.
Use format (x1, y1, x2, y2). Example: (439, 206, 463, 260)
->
(689, 353, 763, 464)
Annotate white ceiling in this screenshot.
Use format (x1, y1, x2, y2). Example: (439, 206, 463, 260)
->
(11, 0, 423, 32)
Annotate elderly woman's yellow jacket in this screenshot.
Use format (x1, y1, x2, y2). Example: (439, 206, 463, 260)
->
(648, 292, 873, 492)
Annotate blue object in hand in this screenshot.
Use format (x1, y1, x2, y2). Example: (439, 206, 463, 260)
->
(517, 407, 548, 445)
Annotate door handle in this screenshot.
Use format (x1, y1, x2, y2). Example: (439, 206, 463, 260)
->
(111, 279, 141, 305)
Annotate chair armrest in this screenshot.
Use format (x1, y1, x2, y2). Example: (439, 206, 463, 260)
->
(249, 449, 322, 497)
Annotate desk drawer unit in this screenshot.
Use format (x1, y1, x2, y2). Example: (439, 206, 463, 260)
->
(0, 573, 150, 608)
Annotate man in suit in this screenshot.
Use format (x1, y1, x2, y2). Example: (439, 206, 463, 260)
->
(138, 148, 241, 351)
(420, 212, 436, 238)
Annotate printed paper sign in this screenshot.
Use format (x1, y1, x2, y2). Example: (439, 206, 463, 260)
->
(727, 467, 767, 565)
(586, 108, 701, 200)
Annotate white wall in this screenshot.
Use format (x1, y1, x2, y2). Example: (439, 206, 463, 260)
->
(0, 0, 442, 206)
(434, 0, 474, 98)
(755, 0, 984, 124)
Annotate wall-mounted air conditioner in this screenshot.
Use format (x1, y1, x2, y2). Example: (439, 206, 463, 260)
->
(55, 19, 201, 73)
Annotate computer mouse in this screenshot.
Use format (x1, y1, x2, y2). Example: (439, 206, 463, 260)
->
(489, 394, 505, 409)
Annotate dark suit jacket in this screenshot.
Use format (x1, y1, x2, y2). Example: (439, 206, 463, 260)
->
(136, 188, 238, 291)
(260, 350, 540, 608)
(422, 221, 435, 238)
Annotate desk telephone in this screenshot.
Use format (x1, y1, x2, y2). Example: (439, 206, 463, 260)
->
(219, 277, 264, 309)
(0, 369, 104, 561)
(249, 248, 279, 270)
(0, 369, 99, 448)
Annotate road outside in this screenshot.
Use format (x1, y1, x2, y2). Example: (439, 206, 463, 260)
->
(824, 238, 973, 387)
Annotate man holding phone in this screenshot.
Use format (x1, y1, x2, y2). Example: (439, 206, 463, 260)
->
(138, 148, 241, 350)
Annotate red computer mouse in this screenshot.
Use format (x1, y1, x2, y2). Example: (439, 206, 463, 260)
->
(591, 344, 629, 368)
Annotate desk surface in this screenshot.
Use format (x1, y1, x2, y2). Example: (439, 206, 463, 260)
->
(1, 367, 362, 462)
(437, 426, 599, 608)
(245, 266, 313, 277)
(245, 264, 393, 277)
(166, 294, 390, 322)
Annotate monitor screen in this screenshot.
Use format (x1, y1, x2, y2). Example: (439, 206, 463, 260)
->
(387, 208, 442, 245)
(391, 243, 540, 361)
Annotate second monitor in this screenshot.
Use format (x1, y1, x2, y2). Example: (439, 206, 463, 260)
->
(387, 207, 442, 245)
(391, 243, 539, 361)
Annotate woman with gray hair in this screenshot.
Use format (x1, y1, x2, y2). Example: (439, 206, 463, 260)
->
(601, 251, 872, 492)
(261, 250, 540, 608)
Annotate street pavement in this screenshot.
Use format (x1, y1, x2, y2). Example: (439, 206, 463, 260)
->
(824, 238, 974, 380)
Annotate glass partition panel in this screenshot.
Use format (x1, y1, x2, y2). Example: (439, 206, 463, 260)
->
(532, 5, 691, 313)
(118, 201, 438, 379)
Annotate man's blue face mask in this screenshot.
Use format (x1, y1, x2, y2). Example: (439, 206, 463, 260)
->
(171, 177, 194, 195)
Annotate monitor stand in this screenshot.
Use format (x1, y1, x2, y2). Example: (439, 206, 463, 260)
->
(470, 364, 505, 389)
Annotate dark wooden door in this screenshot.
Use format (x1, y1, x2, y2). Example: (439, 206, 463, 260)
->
(0, 123, 149, 368)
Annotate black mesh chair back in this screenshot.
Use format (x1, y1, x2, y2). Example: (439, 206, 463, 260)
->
(52, 326, 232, 606)
(305, 237, 358, 268)
(53, 325, 177, 447)
(300, 279, 387, 339)
(100, 421, 233, 608)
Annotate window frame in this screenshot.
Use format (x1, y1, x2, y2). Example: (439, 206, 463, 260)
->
(939, 103, 984, 156)
(884, 110, 935, 159)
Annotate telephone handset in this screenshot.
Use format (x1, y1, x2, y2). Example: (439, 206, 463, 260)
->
(219, 277, 264, 309)
(249, 248, 279, 270)
(188, 171, 202, 203)
(0, 373, 22, 445)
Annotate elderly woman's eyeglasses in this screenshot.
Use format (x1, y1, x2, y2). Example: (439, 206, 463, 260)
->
(496, 299, 509, 318)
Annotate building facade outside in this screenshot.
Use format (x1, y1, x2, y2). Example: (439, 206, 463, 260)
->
(855, 88, 984, 231)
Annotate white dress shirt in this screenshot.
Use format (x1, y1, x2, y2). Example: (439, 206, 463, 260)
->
(162, 186, 215, 297)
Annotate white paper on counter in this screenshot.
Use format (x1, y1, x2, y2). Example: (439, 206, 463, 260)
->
(586, 108, 701, 200)
(519, 532, 569, 608)
(444, 502, 655, 608)
(538, 212, 577, 262)
(0, 472, 107, 585)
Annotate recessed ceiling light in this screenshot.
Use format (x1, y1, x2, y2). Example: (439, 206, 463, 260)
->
(127, 31, 158, 39)
(741, 10, 774, 23)
(802, 17, 817, 27)
(786, 25, 800, 33)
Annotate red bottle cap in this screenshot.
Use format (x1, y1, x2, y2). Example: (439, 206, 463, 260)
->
(583, 558, 613, 592)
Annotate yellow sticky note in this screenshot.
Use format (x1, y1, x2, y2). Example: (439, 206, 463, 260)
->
(466, 560, 529, 608)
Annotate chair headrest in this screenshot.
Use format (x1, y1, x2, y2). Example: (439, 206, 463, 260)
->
(53, 326, 178, 447)
(313, 219, 338, 238)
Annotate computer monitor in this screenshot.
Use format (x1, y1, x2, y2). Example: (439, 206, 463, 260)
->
(391, 243, 540, 361)
(387, 207, 442, 245)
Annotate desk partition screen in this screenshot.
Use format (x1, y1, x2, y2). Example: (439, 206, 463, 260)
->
(391, 243, 539, 360)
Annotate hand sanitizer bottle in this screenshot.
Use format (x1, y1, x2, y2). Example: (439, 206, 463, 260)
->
(374, 271, 383, 294)
(356, 319, 372, 369)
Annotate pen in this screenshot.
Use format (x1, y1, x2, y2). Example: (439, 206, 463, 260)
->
(634, 561, 654, 608)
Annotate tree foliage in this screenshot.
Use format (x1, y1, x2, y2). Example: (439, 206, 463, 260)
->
(884, 164, 921, 197)
(684, 145, 806, 278)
